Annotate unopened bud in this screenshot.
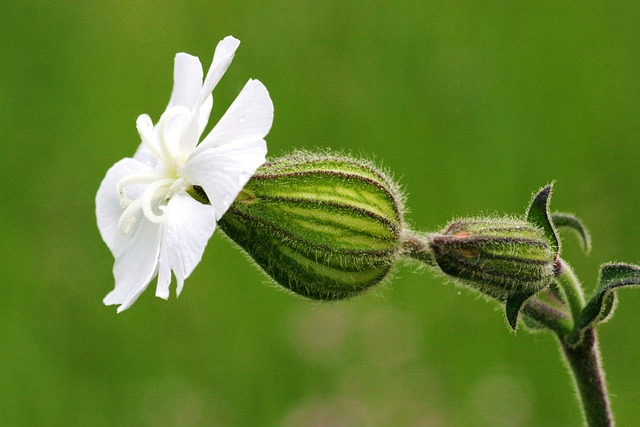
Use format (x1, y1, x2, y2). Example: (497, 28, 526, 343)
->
(218, 152, 405, 300)
(429, 218, 557, 298)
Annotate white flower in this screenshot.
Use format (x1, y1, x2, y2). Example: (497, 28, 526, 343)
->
(96, 36, 274, 312)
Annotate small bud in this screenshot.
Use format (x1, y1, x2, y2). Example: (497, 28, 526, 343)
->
(429, 217, 557, 299)
(218, 151, 405, 300)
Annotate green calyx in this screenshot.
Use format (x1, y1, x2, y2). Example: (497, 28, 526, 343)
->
(218, 151, 405, 300)
(419, 185, 563, 329)
(429, 217, 557, 299)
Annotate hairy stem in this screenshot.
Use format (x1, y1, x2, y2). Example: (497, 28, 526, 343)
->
(553, 260, 613, 426)
(521, 298, 572, 336)
(404, 231, 613, 425)
(555, 259, 586, 321)
(560, 329, 613, 427)
(402, 230, 437, 267)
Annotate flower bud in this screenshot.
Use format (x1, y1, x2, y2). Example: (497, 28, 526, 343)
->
(429, 218, 557, 298)
(218, 152, 405, 300)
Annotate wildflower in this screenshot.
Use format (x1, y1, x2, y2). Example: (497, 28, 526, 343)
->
(96, 36, 273, 312)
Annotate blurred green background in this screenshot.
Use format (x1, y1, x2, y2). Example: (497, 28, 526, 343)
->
(2, 1, 639, 426)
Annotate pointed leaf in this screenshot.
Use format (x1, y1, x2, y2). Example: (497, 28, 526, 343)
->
(596, 293, 617, 324)
(571, 263, 640, 343)
(525, 184, 560, 256)
(505, 289, 539, 330)
(551, 212, 591, 254)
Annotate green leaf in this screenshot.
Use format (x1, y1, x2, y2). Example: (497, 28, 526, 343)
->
(571, 263, 640, 344)
(505, 289, 539, 331)
(551, 212, 591, 254)
(525, 184, 560, 256)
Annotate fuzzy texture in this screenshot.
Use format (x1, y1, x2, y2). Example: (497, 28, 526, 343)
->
(217, 151, 405, 300)
(429, 217, 556, 299)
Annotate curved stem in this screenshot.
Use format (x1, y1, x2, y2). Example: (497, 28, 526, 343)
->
(401, 230, 437, 267)
(521, 298, 572, 336)
(404, 230, 613, 425)
(555, 259, 586, 321)
(560, 329, 613, 427)
(553, 259, 613, 426)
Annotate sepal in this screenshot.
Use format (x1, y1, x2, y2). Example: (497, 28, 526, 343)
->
(218, 151, 405, 300)
(429, 217, 557, 299)
(428, 185, 563, 330)
(551, 212, 591, 254)
(506, 289, 539, 330)
(570, 263, 640, 344)
(525, 184, 560, 256)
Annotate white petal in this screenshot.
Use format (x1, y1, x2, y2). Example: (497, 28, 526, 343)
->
(104, 219, 162, 312)
(167, 53, 204, 110)
(178, 36, 240, 154)
(178, 113, 204, 161)
(199, 94, 213, 134)
(200, 36, 240, 103)
(133, 142, 158, 168)
(96, 158, 154, 256)
(133, 114, 162, 167)
(194, 79, 274, 153)
(156, 193, 217, 298)
(183, 138, 267, 220)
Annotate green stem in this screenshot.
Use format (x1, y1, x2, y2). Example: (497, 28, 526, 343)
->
(555, 259, 586, 321)
(402, 230, 437, 267)
(560, 329, 613, 427)
(553, 259, 613, 426)
(404, 232, 613, 425)
(521, 299, 572, 336)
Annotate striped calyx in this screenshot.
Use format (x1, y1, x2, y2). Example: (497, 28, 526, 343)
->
(429, 218, 556, 298)
(217, 152, 405, 300)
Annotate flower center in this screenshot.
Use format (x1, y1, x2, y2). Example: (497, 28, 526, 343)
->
(116, 106, 192, 235)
